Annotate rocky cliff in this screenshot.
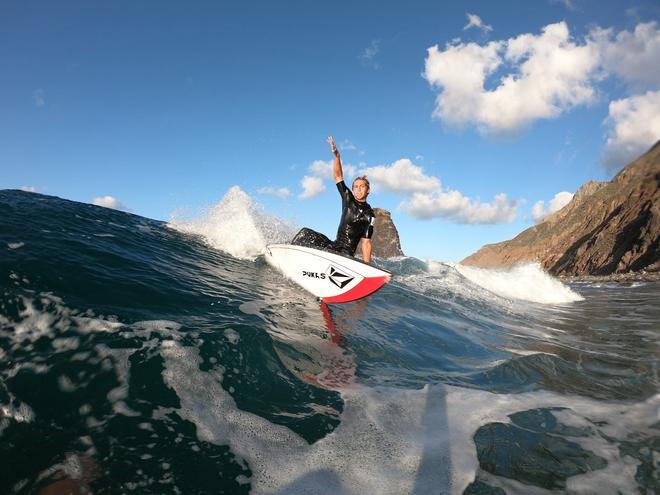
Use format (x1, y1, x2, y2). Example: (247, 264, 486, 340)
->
(461, 141, 660, 276)
(359, 208, 404, 258)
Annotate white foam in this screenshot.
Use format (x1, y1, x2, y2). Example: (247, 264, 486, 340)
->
(223, 328, 240, 344)
(168, 186, 296, 260)
(57, 375, 77, 393)
(160, 341, 656, 494)
(455, 263, 583, 304)
(161, 343, 446, 494)
(72, 316, 123, 334)
(0, 402, 34, 424)
(12, 298, 61, 343)
(7, 242, 24, 249)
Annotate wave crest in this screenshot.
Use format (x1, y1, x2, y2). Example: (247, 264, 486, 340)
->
(168, 186, 296, 260)
(455, 263, 583, 304)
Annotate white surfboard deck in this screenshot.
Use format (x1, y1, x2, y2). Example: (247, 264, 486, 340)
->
(264, 244, 391, 303)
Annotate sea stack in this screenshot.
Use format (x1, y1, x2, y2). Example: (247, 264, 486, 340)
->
(359, 208, 405, 258)
(461, 141, 660, 276)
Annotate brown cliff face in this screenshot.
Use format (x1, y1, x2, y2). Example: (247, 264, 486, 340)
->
(461, 141, 660, 276)
(358, 208, 404, 258)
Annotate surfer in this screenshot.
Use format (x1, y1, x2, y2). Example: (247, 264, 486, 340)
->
(291, 136, 376, 263)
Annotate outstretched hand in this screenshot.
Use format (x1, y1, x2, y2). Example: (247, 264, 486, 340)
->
(327, 136, 339, 156)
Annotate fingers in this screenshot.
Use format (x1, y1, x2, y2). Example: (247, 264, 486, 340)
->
(327, 136, 338, 155)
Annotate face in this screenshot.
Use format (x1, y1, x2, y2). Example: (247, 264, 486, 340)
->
(352, 179, 369, 202)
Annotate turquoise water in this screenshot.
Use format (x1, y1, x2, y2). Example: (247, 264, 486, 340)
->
(1, 189, 658, 494)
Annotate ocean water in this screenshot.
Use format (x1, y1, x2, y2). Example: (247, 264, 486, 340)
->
(1, 188, 658, 495)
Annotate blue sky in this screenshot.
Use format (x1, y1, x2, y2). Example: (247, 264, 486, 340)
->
(2, 0, 659, 261)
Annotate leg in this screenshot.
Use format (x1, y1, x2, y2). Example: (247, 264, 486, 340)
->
(291, 228, 333, 250)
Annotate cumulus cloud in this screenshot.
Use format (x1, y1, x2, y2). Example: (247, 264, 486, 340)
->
(299, 154, 520, 223)
(20, 185, 37, 192)
(92, 195, 129, 211)
(601, 90, 660, 172)
(299, 176, 325, 199)
(424, 18, 660, 167)
(362, 157, 521, 224)
(424, 21, 599, 134)
(463, 13, 493, 33)
(257, 186, 290, 199)
(298, 154, 364, 200)
(401, 191, 521, 223)
(359, 39, 381, 69)
(308, 159, 334, 179)
(589, 22, 660, 90)
(362, 159, 441, 193)
(531, 191, 574, 222)
(308, 159, 357, 181)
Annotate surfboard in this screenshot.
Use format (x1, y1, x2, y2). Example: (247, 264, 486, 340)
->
(264, 244, 392, 303)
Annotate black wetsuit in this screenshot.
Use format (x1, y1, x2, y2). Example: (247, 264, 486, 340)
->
(291, 181, 375, 256)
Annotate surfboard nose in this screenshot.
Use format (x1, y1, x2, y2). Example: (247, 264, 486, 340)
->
(323, 275, 390, 304)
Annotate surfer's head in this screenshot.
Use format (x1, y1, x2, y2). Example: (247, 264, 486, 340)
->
(352, 176, 370, 202)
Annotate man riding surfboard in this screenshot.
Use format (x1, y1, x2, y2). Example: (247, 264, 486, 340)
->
(291, 136, 376, 263)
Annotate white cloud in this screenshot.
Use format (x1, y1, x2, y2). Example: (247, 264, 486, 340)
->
(362, 159, 441, 193)
(423, 19, 660, 160)
(589, 22, 660, 90)
(549, 191, 574, 211)
(401, 191, 521, 224)
(359, 39, 381, 69)
(463, 13, 493, 33)
(298, 155, 361, 200)
(301, 154, 521, 224)
(299, 176, 325, 199)
(33, 89, 45, 107)
(531, 191, 574, 222)
(601, 90, 660, 172)
(257, 186, 290, 199)
(92, 195, 129, 211)
(20, 185, 37, 192)
(308, 159, 356, 180)
(424, 21, 600, 134)
(361, 157, 520, 224)
(308, 159, 333, 179)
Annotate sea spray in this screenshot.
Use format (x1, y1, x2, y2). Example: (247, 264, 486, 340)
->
(388, 258, 582, 306)
(455, 263, 584, 304)
(168, 186, 296, 260)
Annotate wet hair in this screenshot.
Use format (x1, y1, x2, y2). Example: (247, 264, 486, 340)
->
(352, 175, 370, 190)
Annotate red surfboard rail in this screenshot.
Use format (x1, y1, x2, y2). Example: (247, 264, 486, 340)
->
(322, 275, 390, 303)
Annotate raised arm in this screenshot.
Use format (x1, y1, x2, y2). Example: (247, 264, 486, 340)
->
(328, 136, 343, 183)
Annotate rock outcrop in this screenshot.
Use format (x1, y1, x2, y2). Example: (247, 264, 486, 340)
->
(358, 208, 404, 258)
(461, 142, 660, 276)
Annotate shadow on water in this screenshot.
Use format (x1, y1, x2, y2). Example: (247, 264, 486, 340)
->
(411, 384, 451, 495)
(328, 303, 452, 495)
